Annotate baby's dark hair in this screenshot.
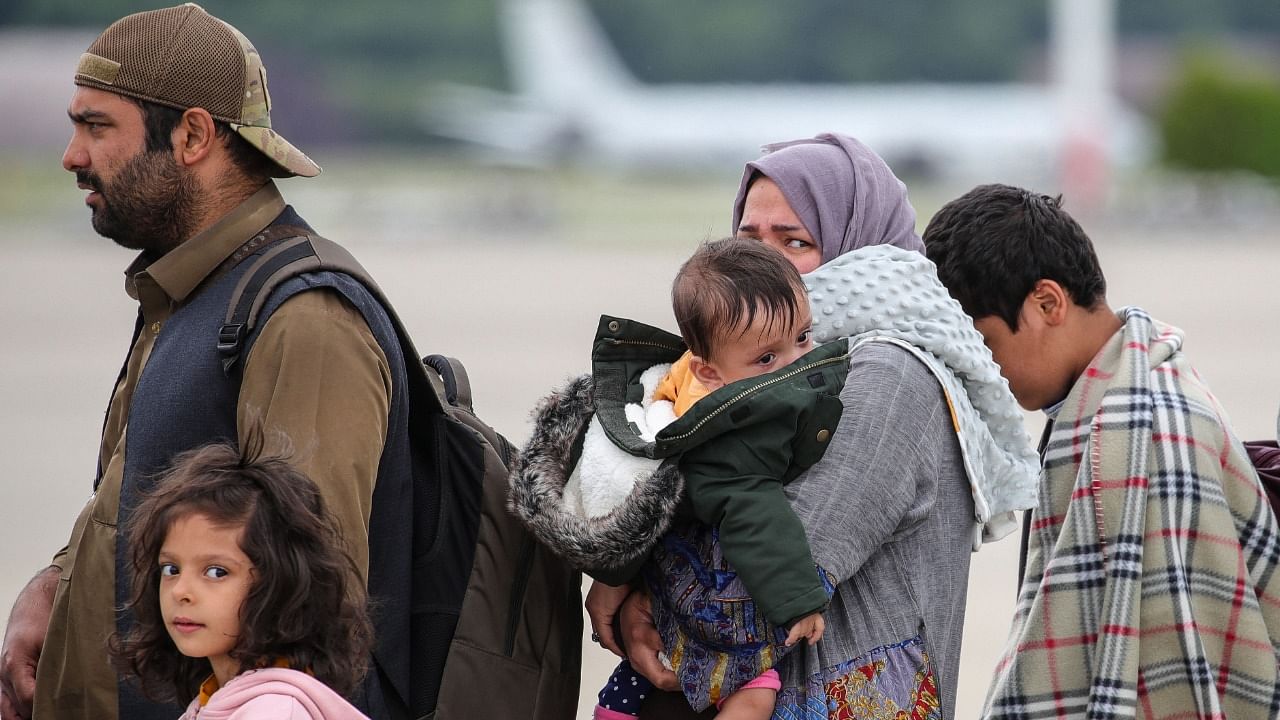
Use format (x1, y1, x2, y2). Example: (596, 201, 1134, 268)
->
(672, 238, 807, 361)
(111, 429, 373, 706)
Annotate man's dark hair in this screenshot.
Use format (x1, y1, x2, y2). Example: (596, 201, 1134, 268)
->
(923, 183, 1107, 331)
(111, 428, 373, 705)
(129, 97, 278, 182)
(672, 238, 806, 360)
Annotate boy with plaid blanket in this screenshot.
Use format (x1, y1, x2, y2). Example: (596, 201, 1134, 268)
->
(925, 183, 1280, 719)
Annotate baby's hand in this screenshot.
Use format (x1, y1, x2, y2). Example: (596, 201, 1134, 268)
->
(784, 612, 825, 647)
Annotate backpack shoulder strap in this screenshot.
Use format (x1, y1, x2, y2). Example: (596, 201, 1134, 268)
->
(218, 225, 448, 416)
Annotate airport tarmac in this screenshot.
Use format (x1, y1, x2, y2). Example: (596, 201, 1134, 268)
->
(2, 216, 1277, 718)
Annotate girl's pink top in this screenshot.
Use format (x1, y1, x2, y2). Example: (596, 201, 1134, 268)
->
(178, 667, 369, 720)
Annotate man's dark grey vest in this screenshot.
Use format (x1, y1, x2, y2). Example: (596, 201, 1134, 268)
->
(106, 208, 413, 720)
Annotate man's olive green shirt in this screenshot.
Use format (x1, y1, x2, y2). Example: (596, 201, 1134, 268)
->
(34, 184, 392, 719)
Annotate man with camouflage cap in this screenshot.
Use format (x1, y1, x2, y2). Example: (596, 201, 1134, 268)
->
(0, 5, 414, 719)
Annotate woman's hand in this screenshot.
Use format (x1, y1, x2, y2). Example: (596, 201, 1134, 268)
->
(584, 580, 632, 657)
(619, 590, 678, 691)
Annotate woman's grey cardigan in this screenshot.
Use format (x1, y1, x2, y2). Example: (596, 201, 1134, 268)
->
(777, 340, 972, 718)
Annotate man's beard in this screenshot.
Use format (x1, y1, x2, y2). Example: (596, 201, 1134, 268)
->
(77, 149, 201, 255)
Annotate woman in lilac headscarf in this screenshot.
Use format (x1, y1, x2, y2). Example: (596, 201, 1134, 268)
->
(593, 133, 1038, 720)
(732, 133, 924, 271)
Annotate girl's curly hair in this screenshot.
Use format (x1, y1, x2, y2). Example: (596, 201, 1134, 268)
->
(110, 429, 374, 706)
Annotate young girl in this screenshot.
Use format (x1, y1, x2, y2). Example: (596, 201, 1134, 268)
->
(112, 432, 373, 719)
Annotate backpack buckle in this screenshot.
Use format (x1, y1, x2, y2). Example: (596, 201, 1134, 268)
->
(217, 323, 248, 375)
(217, 323, 247, 355)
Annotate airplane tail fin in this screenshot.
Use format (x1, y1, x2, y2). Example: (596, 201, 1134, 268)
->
(498, 0, 636, 107)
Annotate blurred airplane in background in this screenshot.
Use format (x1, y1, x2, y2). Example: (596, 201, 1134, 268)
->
(422, 0, 1152, 186)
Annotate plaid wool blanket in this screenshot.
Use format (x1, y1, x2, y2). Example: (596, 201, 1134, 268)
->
(984, 307, 1280, 719)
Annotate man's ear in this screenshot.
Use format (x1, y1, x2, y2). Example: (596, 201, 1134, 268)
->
(170, 107, 218, 168)
(1027, 279, 1070, 328)
(689, 355, 724, 391)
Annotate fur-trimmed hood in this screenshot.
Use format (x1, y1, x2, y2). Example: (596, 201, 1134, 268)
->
(507, 373, 684, 583)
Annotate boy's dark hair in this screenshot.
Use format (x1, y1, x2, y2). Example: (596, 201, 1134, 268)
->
(128, 97, 278, 182)
(111, 429, 373, 706)
(923, 183, 1108, 331)
(672, 238, 807, 360)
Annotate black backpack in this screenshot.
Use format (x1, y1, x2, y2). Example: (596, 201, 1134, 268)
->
(218, 226, 582, 720)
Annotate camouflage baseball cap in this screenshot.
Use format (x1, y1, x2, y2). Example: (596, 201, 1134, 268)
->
(74, 3, 319, 178)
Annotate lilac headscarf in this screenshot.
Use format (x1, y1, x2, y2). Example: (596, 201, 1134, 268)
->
(731, 133, 924, 262)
